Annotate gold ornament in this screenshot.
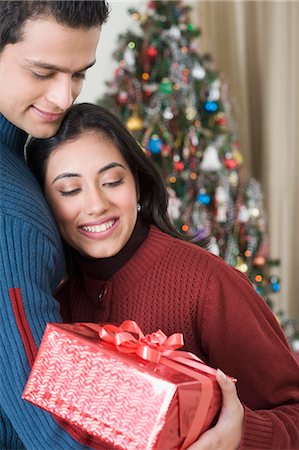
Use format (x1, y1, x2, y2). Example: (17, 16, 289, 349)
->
(126, 114, 144, 132)
(232, 148, 244, 166)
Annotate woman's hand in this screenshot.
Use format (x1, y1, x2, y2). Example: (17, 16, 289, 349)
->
(187, 369, 244, 450)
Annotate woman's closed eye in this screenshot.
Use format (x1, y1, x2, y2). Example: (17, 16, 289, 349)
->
(102, 178, 124, 188)
(59, 188, 81, 197)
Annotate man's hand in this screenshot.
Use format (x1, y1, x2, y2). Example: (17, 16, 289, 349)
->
(187, 369, 244, 450)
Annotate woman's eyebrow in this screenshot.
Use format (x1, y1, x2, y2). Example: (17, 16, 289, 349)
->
(98, 162, 126, 174)
(52, 173, 81, 184)
(52, 162, 126, 184)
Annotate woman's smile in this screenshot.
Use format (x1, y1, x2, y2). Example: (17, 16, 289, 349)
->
(79, 218, 119, 238)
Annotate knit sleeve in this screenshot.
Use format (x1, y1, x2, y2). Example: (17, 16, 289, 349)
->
(199, 256, 299, 449)
(0, 214, 112, 450)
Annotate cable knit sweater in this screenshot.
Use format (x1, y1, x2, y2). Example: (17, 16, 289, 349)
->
(57, 225, 299, 450)
(0, 114, 114, 450)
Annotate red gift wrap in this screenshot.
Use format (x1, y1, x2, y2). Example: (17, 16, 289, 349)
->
(23, 321, 224, 450)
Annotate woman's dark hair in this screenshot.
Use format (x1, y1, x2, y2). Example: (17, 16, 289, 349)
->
(0, 1, 110, 52)
(27, 102, 185, 241)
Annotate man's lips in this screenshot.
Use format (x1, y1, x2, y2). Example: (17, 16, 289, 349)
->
(32, 106, 65, 122)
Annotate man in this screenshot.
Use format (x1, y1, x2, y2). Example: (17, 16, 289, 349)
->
(0, 2, 110, 448)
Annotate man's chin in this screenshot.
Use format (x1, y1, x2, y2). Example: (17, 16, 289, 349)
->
(28, 122, 61, 139)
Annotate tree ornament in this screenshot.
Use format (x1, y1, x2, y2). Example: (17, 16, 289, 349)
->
(142, 82, 158, 94)
(167, 25, 181, 40)
(214, 112, 227, 127)
(224, 156, 238, 170)
(238, 205, 250, 223)
(117, 91, 129, 105)
(208, 79, 221, 101)
(167, 187, 182, 221)
(232, 148, 244, 166)
(146, 46, 158, 58)
(215, 186, 228, 222)
(163, 106, 174, 120)
(174, 161, 184, 171)
(124, 47, 135, 68)
(196, 191, 211, 205)
(200, 145, 221, 171)
(270, 277, 281, 293)
(204, 101, 218, 113)
(185, 106, 197, 121)
(148, 134, 163, 154)
(159, 78, 173, 94)
(207, 236, 220, 256)
(126, 113, 144, 132)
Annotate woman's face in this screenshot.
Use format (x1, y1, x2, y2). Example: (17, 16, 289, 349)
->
(44, 131, 139, 259)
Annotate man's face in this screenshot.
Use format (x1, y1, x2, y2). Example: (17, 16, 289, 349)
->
(0, 18, 101, 138)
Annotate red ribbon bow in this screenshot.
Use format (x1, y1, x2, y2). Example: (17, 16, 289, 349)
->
(97, 320, 185, 364)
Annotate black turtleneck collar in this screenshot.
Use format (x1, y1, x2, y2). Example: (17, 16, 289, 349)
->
(75, 218, 149, 281)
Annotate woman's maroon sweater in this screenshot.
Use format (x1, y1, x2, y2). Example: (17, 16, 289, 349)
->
(57, 226, 299, 450)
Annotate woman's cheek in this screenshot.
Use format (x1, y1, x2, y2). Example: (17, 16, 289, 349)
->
(52, 199, 75, 225)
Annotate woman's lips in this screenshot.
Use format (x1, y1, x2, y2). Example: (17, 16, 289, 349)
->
(78, 218, 119, 240)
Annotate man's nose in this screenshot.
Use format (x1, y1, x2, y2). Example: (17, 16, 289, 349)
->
(46, 76, 75, 111)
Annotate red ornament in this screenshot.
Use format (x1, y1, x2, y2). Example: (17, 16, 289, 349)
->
(174, 161, 185, 171)
(147, 46, 158, 58)
(215, 115, 227, 126)
(224, 158, 238, 170)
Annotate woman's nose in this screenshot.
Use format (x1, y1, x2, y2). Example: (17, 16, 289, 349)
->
(84, 189, 108, 216)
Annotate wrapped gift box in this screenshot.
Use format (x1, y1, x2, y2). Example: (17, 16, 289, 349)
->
(23, 322, 224, 450)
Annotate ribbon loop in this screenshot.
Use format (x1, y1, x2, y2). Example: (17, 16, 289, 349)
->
(97, 321, 185, 363)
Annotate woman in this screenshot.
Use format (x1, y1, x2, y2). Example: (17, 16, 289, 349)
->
(27, 103, 299, 450)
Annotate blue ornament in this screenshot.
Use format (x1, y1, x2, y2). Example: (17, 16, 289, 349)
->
(204, 101, 218, 112)
(148, 135, 162, 154)
(196, 193, 211, 205)
(271, 281, 281, 292)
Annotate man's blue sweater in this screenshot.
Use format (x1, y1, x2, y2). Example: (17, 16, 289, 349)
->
(0, 114, 97, 449)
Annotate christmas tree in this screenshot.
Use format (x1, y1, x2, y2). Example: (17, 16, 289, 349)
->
(98, 1, 281, 310)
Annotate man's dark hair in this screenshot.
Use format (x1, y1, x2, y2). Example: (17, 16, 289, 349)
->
(0, 1, 110, 52)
